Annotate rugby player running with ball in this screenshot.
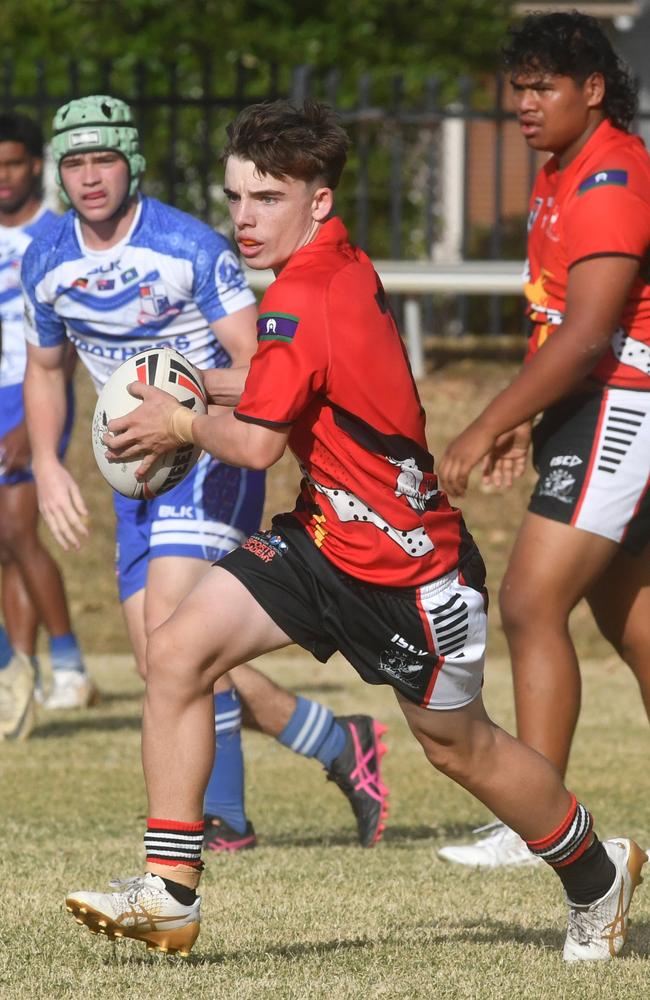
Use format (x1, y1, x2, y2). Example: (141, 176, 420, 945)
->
(66, 99, 645, 962)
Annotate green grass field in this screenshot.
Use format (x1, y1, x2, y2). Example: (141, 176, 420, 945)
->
(2, 653, 649, 999)
(1, 362, 649, 998)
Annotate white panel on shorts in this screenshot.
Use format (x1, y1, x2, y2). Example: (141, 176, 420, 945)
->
(574, 388, 650, 543)
(417, 569, 487, 711)
(150, 517, 247, 553)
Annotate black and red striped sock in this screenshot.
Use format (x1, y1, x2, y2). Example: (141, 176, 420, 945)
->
(144, 818, 204, 904)
(525, 795, 615, 905)
(144, 817, 204, 868)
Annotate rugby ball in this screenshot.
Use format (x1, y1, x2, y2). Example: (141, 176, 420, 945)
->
(91, 347, 207, 499)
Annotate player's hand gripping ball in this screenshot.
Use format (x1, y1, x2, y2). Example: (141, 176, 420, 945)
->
(91, 347, 207, 499)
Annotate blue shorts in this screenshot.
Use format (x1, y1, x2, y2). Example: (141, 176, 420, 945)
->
(113, 452, 266, 601)
(0, 381, 75, 485)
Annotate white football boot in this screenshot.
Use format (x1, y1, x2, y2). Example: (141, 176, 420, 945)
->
(0, 651, 35, 740)
(438, 820, 541, 868)
(66, 873, 201, 957)
(43, 669, 99, 710)
(563, 838, 647, 962)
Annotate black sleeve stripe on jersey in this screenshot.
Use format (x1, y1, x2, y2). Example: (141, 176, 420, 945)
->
(568, 251, 642, 270)
(234, 410, 294, 430)
(328, 400, 434, 471)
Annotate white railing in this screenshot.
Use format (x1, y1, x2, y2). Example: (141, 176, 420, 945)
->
(245, 260, 525, 378)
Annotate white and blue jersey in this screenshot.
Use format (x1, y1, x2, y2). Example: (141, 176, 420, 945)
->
(21, 196, 255, 392)
(21, 196, 264, 600)
(0, 206, 73, 485)
(0, 205, 58, 389)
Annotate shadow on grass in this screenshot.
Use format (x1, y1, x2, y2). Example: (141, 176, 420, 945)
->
(246, 822, 477, 850)
(101, 934, 376, 968)
(255, 823, 449, 850)
(388, 821, 478, 843)
(101, 916, 650, 967)
(89, 689, 143, 705)
(33, 714, 141, 738)
(625, 918, 650, 958)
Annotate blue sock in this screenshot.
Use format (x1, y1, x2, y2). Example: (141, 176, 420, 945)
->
(50, 633, 84, 674)
(277, 696, 346, 768)
(204, 689, 247, 834)
(0, 625, 13, 670)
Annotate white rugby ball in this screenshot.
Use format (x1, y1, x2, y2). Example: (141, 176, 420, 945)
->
(91, 347, 207, 499)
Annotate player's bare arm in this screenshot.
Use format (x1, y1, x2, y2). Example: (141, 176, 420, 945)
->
(24, 341, 89, 550)
(439, 254, 641, 495)
(201, 304, 258, 406)
(104, 381, 288, 473)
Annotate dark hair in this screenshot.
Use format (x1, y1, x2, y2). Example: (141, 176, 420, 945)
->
(502, 11, 638, 130)
(0, 112, 44, 158)
(223, 99, 350, 188)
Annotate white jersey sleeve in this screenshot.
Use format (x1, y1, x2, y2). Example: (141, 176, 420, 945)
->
(21, 236, 69, 351)
(192, 236, 255, 323)
(0, 208, 60, 386)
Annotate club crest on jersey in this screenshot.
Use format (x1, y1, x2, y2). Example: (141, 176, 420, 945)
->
(137, 281, 180, 324)
(578, 170, 628, 195)
(388, 456, 438, 512)
(257, 312, 299, 342)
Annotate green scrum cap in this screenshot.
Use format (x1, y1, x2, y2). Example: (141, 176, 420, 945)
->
(51, 95, 146, 203)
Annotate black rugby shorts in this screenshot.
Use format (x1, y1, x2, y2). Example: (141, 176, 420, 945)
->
(530, 388, 650, 554)
(217, 514, 488, 709)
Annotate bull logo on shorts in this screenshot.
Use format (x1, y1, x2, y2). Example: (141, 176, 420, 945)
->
(379, 648, 423, 688)
(538, 469, 576, 503)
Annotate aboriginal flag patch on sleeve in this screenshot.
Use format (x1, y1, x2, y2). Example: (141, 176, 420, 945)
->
(578, 170, 628, 195)
(257, 312, 299, 342)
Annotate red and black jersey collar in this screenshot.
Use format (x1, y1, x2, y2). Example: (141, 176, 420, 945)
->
(544, 119, 636, 189)
(281, 216, 352, 274)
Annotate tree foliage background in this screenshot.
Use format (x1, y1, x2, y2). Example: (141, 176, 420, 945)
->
(2, 1, 511, 86)
(1, 1, 514, 262)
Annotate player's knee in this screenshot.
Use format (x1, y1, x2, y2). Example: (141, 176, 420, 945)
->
(499, 574, 543, 637)
(419, 739, 474, 782)
(615, 623, 649, 671)
(0, 520, 22, 554)
(412, 725, 492, 784)
(0, 541, 14, 566)
(145, 623, 186, 691)
(146, 621, 214, 696)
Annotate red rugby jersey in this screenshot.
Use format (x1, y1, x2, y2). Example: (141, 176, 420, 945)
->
(235, 217, 472, 586)
(525, 119, 650, 390)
